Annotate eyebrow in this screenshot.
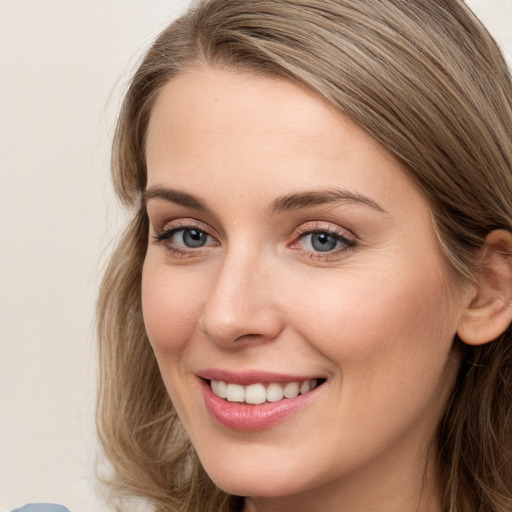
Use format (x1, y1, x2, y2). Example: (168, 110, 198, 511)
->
(269, 188, 386, 214)
(144, 185, 386, 215)
(144, 186, 208, 211)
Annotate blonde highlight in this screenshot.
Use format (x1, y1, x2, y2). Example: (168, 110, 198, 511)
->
(97, 1, 512, 510)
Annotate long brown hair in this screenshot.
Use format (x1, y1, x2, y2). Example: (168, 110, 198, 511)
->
(97, 1, 512, 510)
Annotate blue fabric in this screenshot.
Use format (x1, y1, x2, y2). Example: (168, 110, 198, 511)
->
(11, 505, 70, 512)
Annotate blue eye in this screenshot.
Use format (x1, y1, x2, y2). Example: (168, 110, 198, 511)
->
(309, 232, 339, 252)
(177, 228, 208, 248)
(298, 230, 354, 253)
(153, 226, 216, 252)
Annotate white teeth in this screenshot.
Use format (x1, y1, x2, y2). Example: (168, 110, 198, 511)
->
(266, 382, 284, 402)
(245, 383, 267, 404)
(211, 380, 228, 398)
(210, 378, 321, 404)
(283, 381, 299, 399)
(226, 383, 245, 402)
(299, 380, 310, 394)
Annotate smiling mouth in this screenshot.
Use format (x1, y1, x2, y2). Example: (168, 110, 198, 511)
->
(208, 378, 326, 405)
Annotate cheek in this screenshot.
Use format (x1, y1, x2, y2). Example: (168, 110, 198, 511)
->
(290, 261, 457, 381)
(285, 264, 460, 449)
(141, 257, 206, 357)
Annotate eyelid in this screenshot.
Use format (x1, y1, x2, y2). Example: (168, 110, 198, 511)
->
(153, 226, 216, 245)
(151, 218, 220, 258)
(293, 221, 356, 242)
(152, 217, 218, 240)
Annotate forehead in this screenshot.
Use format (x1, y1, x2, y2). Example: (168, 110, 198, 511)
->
(148, 66, 384, 161)
(145, 65, 424, 215)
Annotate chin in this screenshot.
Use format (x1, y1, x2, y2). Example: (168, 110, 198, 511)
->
(199, 451, 319, 499)
(212, 473, 301, 499)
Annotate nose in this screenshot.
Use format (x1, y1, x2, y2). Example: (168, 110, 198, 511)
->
(199, 249, 285, 347)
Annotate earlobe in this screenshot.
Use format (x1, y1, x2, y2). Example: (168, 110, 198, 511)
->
(457, 230, 512, 346)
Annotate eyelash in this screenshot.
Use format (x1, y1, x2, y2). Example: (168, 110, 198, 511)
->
(152, 220, 218, 258)
(152, 221, 357, 261)
(291, 223, 356, 261)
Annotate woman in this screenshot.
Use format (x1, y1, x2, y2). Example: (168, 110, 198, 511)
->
(97, 1, 512, 511)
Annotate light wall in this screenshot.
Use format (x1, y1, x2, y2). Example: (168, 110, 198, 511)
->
(0, 2, 188, 510)
(0, 1, 511, 510)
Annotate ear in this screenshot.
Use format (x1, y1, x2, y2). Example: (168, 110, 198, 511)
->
(457, 229, 512, 346)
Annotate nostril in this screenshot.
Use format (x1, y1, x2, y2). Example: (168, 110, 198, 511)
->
(234, 333, 268, 343)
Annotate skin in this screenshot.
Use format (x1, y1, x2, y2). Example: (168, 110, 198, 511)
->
(142, 66, 472, 512)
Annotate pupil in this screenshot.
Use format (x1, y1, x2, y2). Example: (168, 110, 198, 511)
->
(183, 229, 206, 247)
(311, 232, 337, 252)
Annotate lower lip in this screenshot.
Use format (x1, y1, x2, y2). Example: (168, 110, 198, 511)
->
(200, 380, 322, 431)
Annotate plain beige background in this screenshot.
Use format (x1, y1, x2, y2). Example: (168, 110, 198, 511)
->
(0, 1, 511, 510)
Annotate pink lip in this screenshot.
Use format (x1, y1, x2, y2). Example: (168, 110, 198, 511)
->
(199, 377, 324, 432)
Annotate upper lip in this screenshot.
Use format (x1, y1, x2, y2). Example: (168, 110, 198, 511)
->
(196, 368, 324, 385)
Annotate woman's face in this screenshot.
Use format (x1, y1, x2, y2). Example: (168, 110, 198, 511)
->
(143, 66, 467, 510)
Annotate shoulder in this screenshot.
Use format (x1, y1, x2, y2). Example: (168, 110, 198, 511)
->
(10, 505, 71, 512)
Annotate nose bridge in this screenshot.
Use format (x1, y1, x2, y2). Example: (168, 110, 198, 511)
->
(199, 244, 283, 346)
